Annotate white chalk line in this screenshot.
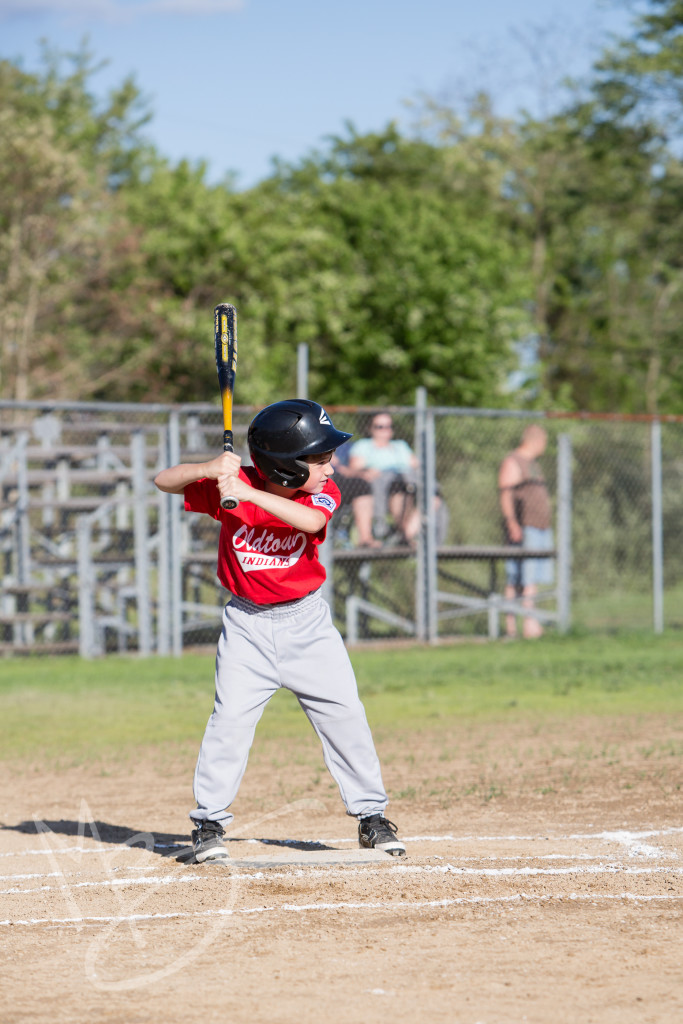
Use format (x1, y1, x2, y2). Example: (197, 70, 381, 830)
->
(309, 827, 683, 845)
(390, 863, 683, 878)
(0, 864, 156, 883)
(0, 853, 624, 882)
(0, 872, 199, 896)
(3, 890, 683, 929)
(3, 860, 683, 897)
(0, 846, 151, 859)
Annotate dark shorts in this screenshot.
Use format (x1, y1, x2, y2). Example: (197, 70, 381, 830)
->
(388, 474, 416, 496)
(336, 475, 372, 505)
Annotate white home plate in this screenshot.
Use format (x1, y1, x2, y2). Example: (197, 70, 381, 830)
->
(174, 846, 395, 867)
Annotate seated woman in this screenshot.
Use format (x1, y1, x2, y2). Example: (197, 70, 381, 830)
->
(347, 413, 420, 545)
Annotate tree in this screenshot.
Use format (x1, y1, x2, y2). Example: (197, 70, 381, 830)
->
(8, 30, 682, 413)
(512, 102, 675, 413)
(0, 48, 155, 402)
(416, 80, 683, 414)
(0, 60, 98, 401)
(118, 123, 534, 407)
(581, 0, 683, 411)
(595, 0, 683, 122)
(228, 126, 533, 406)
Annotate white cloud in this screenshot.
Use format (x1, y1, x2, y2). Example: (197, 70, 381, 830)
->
(0, 0, 244, 19)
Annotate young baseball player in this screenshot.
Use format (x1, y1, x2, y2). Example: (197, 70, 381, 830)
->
(154, 399, 406, 862)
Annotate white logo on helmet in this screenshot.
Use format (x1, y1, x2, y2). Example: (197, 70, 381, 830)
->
(319, 408, 331, 425)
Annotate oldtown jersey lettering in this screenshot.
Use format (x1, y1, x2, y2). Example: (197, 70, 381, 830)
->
(232, 525, 307, 572)
(183, 466, 340, 604)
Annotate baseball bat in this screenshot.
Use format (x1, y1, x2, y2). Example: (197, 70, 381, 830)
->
(214, 302, 239, 510)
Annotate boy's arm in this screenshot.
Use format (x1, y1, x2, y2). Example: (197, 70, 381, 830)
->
(220, 472, 326, 534)
(154, 452, 239, 495)
(155, 452, 327, 534)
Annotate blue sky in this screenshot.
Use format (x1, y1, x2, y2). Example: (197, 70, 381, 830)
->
(0, 0, 634, 188)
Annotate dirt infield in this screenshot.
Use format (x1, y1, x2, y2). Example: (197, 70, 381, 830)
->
(2, 712, 682, 1024)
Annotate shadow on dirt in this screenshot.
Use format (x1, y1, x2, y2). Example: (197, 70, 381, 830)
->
(0, 820, 337, 856)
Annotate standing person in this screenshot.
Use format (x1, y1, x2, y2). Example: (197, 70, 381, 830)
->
(154, 399, 406, 863)
(498, 424, 554, 639)
(348, 412, 420, 544)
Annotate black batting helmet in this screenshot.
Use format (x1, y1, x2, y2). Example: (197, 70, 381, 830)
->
(248, 399, 352, 488)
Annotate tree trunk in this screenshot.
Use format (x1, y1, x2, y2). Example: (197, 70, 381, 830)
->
(15, 275, 39, 403)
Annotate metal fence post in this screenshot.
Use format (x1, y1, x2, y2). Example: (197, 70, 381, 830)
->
(651, 419, 664, 634)
(415, 388, 427, 642)
(487, 595, 501, 640)
(415, 388, 438, 643)
(346, 594, 359, 646)
(424, 406, 438, 643)
(132, 431, 152, 656)
(77, 516, 96, 658)
(15, 431, 30, 582)
(168, 410, 183, 656)
(556, 432, 572, 634)
(297, 343, 309, 400)
(156, 426, 171, 656)
(15, 432, 31, 647)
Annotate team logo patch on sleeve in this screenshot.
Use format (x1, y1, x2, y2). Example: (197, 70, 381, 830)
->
(311, 492, 337, 512)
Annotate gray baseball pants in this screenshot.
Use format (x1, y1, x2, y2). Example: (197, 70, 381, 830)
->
(191, 588, 388, 826)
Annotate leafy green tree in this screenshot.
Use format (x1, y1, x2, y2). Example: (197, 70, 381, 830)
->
(0, 48, 156, 402)
(418, 83, 683, 414)
(0, 59, 97, 401)
(595, 0, 683, 121)
(227, 126, 532, 406)
(7, 28, 683, 414)
(119, 123, 534, 407)
(514, 103, 674, 413)
(580, 0, 683, 412)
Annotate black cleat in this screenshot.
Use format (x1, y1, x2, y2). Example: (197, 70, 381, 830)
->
(191, 819, 229, 863)
(358, 814, 406, 857)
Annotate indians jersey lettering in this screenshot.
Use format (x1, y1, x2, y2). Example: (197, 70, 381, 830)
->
(184, 467, 339, 604)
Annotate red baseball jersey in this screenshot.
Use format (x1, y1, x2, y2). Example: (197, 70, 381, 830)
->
(183, 466, 340, 605)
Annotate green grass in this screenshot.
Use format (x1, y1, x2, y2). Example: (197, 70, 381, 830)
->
(0, 631, 682, 761)
(355, 630, 683, 729)
(572, 582, 683, 632)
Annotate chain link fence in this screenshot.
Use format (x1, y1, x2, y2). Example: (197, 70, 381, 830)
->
(429, 410, 682, 636)
(0, 399, 680, 656)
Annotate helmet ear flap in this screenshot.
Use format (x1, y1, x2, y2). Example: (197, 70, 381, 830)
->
(254, 456, 310, 488)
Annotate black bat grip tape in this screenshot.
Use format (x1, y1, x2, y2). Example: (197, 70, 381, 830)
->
(220, 431, 239, 509)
